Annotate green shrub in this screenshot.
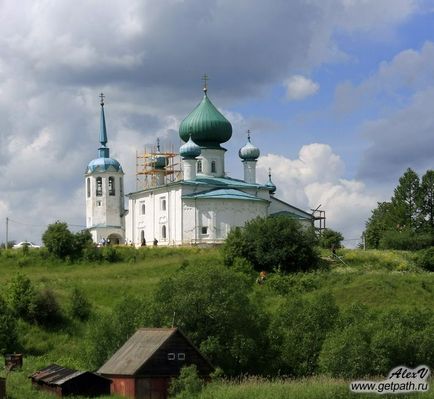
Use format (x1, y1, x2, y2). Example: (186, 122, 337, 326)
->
(416, 247, 434, 271)
(0, 296, 18, 354)
(69, 287, 92, 321)
(7, 274, 36, 320)
(169, 365, 203, 399)
(319, 229, 344, 249)
(223, 216, 319, 273)
(33, 288, 63, 326)
(379, 230, 434, 250)
(270, 291, 339, 376)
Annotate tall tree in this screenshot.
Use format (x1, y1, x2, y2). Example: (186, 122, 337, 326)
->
(419, 170, 434, 230)
(364, 201, 395, 249)
(391, 168, 420, 230)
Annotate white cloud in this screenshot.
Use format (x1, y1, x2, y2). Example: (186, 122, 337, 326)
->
(257, 144, 378, 246)
(284, 75, 320, 101)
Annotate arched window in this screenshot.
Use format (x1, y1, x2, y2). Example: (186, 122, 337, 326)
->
(96, 177, 102, 196)
(162, 225, 167, 240)
(161, 198, 167, 211)
(120, 177, 123, 198)
(141, 203, 146, 215)
(86, 178, 91, 198)
(108, 177, 115, 196)
(197, 160, 202, 173)
(211, 161, 216, 173)
(141, 230, 145, 244)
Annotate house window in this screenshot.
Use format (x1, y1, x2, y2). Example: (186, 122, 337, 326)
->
(178, 353, 185, 361)
(96, 177, 102, 196)
(211, 161, 216, 173)
(168, 353, 175, 361)
(201, 226, 208, 235)
(161, 198, 167, 211)
(141, 203, 146, 215)
(162, 225, 167, 240)
(108, 177, 115, 196)
(86, 178, 91, 198)
(197, 160, 202, 173)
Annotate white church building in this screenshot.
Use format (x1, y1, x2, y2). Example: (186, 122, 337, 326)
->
(85, 86, 313, 246)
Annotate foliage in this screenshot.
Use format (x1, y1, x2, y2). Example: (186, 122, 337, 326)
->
(269, 291, 339, 376)
(364, 168, 434, 249)
(152, 263, 270, 375)
(7, 274, 37, 321)
(68, 287, 92, 320)
(85, 295, 150, 369)
(0, 295, 18, 354)
(223, 216, 319, 273)
(32, 288, 63, 326)
(416, 247, 434, 272)
(42, 221, 93, 260)
(318, 229, 344, 249)
(169, 365, 203, 399)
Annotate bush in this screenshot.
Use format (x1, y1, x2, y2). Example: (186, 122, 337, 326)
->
(416, 247, 434, 271)
(223, 216, 319, 273)
(152, 263, 270, 375)
(169, 365, 203, 399)
(7, 274, 37, 320)
(0, 296, 18, 354)
(33, 288, 63, 326)
(69, 288, 92, 321)
(42, 221, 93, 260)
(269, 291, 339, 376)
(379, 229, 434, 250)
(318, 229, 344, 249)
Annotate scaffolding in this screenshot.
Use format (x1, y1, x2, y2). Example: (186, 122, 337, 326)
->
(136, 142, 182, 190)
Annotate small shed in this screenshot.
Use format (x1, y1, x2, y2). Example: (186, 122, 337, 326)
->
(98, 328, 214, 399)
(0, 377, 5, 399)
(5, 353, 23, 370)
(30, 364, 111, 397)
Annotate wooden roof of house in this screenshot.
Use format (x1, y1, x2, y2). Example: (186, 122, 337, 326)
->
(97, 328, 213, 376)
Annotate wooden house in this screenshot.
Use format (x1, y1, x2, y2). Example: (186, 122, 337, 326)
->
(30, 364, 111, 397)
(98, 328, 214, 399)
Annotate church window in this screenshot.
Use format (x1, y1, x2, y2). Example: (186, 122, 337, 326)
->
(197, 160, 202, 173)
(162, 225, 167, 240)
(201, 226, 208, 235)
(108, 177, 115, 196)
(141, 203, 146, 215)
(87, 178, 91, 198)
(96, 177, 102, 196)
(97, 201, 102, 206)
(211, 161, 216, 173)
(120, 178, 123, 198)
(161, 198, 167, 211)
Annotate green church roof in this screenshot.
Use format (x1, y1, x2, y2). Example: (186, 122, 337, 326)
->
(182, 188, 269, 202)
(179, 90, 232, 149)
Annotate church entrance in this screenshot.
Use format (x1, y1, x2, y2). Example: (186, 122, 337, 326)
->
(107, 234, 122, 245)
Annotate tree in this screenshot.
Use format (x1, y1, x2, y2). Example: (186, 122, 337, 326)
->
(42, 221, 93, 260)
(168, 365, 203, 399)
(419, 170, 434, 230)
(69, 287, 92, 321)
(364, 202, 396, 249)
(391, 168, 420, 230)
(152, 263, 270, 375)
(223, 216, 319, 273)
(7, 274, 36, 320)
(318, 229, 344, 249)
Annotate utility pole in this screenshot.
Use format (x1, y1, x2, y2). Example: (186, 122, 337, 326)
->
(5, 217, 8, 249)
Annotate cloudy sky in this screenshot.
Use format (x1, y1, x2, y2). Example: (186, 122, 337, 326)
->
(1, 0, 434, 246)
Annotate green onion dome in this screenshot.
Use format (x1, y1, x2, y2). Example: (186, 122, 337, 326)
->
(180, 136, 201, 159)
(266, 169, 277, 194)
(179, 90, 232, 149)
(239, 131, 260, 161)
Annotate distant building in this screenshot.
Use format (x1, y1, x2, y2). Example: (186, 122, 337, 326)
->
(98, 328, 214, 399)
(30, 364, 111, 397)
(85, 85, 313, 246)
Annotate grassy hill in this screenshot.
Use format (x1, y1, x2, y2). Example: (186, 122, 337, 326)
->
(0, 246, 433, 398)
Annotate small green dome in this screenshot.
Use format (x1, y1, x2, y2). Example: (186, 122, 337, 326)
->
(239, 131, 260, 161)
(180, 136, 201, 159)
(266, 169, 276, 194)
(179, 91, 232, 148)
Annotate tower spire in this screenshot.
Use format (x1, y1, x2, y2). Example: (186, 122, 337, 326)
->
(99, 93, 108, 147)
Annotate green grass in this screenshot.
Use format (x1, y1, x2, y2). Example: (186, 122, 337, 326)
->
(1, 247, 433, 398)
